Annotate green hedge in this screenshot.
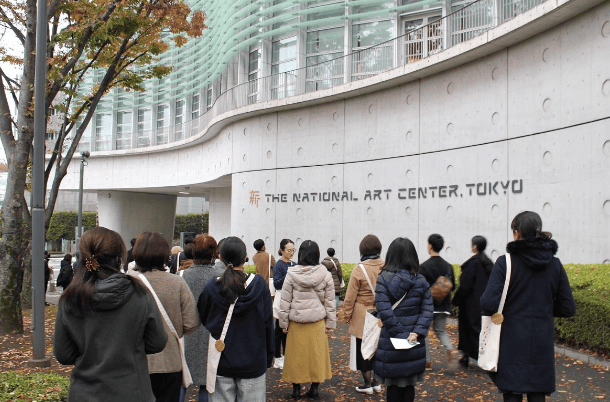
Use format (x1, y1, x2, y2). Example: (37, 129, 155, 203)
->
(174, 213, 209, 240)
(554, 264, 610, 353)
(0, 371, 69, 402)
(46, 210, 98, 241)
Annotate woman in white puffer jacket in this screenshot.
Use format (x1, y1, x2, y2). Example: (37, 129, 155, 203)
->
(278, 240, 336, 400)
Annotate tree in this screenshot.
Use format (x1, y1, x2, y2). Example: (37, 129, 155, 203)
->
(0, 0, 205, 334)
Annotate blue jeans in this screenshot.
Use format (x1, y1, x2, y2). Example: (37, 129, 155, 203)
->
(209, 374, 266, 402)
(179, 385, 208, 402)
(425, 313, 455, 362)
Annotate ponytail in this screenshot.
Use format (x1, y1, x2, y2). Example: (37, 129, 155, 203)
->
(536, 229, 552, 240)
(218, 263, 247, 300)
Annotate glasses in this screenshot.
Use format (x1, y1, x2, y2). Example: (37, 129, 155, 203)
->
(285, 248, 295, 253)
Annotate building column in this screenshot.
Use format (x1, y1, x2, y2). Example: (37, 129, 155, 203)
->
(97, 190, 177, 248)
(208, 187, 232, 241)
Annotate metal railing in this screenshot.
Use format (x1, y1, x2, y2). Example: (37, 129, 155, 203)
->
(109, 0, 548, 151)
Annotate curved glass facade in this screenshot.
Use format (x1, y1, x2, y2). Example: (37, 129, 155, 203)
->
(80, 0, 544, 152)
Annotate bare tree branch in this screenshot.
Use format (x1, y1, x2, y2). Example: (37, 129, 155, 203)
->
(0, 7, 25, 45)
(0, 70, 15, 156)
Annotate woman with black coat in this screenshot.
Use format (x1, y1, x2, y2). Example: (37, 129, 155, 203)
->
(452, 236, 493, 367)
(373, 238, 433, 402)
(480, 211, 576, 402)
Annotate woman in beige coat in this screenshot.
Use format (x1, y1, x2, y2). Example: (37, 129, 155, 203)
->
(131, 232, 201, 402)
(279, 240, 336, 400)
(343, 234, 385, 395)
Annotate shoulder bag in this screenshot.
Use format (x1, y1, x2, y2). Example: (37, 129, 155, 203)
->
(207, 274, 255, 393)
(478, 253, 512, 372)
(429, 266, 453, 302)
(136, 272, 192, 388)
(268, 254, 276, 297)
(360, 264, 408, 360)
(329, 258, 345, 288)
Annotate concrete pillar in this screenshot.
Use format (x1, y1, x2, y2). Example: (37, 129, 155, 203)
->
(97, 190, 177, 248)
(208, 187, 232, 241)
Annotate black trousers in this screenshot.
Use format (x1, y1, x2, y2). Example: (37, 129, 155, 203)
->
(275, 319, 286, 357)
(504, 392, 545, 402)
(150, 371, 182, 402)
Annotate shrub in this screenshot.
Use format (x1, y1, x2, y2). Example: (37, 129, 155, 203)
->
(46, 211, 97, 241)
(174, 213, 209, 239)
(0, 371, 69, 402)
(554, 264, 610, 353)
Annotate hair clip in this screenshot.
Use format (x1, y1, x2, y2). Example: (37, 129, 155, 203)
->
(85, 255, 100, 272)
(226, 262, 234, 269)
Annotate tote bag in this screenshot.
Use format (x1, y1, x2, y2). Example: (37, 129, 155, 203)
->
(478, 253, 512, 372)
(359, 265, 408, 361)
(207, 274, 255, 393)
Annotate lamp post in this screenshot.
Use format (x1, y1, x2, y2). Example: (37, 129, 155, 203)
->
(76, 151, 90, 248)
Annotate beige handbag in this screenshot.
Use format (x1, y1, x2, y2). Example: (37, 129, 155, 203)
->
(478, 253, 512, 372)
(206, 274, 255, 393)
(137, 273, 192, 388)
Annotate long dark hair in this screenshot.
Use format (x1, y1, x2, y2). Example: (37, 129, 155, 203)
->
(511, 211, 552, 240)
(217, 237, 248, 301)
(59, 227, 144, 315)
(297, 240, 320, 266)
(382, 238, 419, 273)
(472, 235, 492, 266)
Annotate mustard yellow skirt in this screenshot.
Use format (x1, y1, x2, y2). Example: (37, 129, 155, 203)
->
(281, 319, 332, 384)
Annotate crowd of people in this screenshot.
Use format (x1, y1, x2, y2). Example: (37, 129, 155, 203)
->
(52, 210, 575, 402)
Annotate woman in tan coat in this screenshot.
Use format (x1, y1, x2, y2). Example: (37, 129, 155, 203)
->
(343, 234, 385, 395)
(279, 240, 336, 400)
(131, 232, 201, 402)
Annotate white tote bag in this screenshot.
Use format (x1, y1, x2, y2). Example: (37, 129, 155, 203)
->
(207, 274, 255, 393)
(478, 253, 512, 372)
(359, 264, 408, 361)
(268, 254, 276, 297)
(136, 273, 192, 388)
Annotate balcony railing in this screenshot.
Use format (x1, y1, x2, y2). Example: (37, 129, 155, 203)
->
(115, 0, 547, 152)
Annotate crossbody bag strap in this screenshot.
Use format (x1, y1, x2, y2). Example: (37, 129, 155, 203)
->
(497, 254, 512, 314)
(391, 290, 408, 310)
(219, 274, 256, 343)
(137, 272, 180, 340)
(359, 263, 375, 292)
(330, 259, 338, 270)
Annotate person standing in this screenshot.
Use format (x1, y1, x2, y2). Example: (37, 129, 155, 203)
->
(198, 237, 274, 402)
(179, 235, 225, 402)
(272, 238, 296, 369)
(127, 238, 136, 264)
(343, 234, 385, 394)
(373, 237, 433, 402)
(320, 247, 343, 309)
(279, 240, 335, 400)
(252, 239, 276, 290)
(53, 227, 168, 402)
(451, 235, 493, 368)
(419, 233, 458, 370)
(131, 232, 201, 402)
(57, 253, 74, 289)
(44, 251, 52, 305)
(480, 211, 575, 402)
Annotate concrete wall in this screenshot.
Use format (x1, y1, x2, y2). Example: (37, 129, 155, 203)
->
(63, 1, 610, 264)
(97, 191, 177, 247)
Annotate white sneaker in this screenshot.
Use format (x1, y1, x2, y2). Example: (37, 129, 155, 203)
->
(355, 386, 373, 395)
(274, 356, 284, 369)
(372, 384, 382, 393)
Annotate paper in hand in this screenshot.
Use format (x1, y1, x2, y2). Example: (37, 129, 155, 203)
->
(390, 337, 420, 349)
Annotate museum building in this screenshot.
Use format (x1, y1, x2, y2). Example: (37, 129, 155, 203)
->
(61, 0, 610, 264)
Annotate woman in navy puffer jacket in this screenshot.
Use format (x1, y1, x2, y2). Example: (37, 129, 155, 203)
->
(373, 237, 433, 402)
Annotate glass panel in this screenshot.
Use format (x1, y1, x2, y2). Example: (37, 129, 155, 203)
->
(94, 113, 112, 151)
(206, 88, 212, 110)
(116, 111, 132, 150)
(192, 94, 200, 119)
(307, 6, 344, 22)
(272, 37, 297, 64)
(306, 28, 344, 54)
(352, 20, 393, 49)
(352, 2, 394, 22)
(249, 49, 260, 74)
(137, 108, 151, 148)
(306, 53, 344, 92)
(156, 104, 169, 144)
(404, 19, 424, 63)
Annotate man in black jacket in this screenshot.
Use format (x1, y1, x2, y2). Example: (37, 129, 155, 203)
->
(419, 233, 458, 371)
